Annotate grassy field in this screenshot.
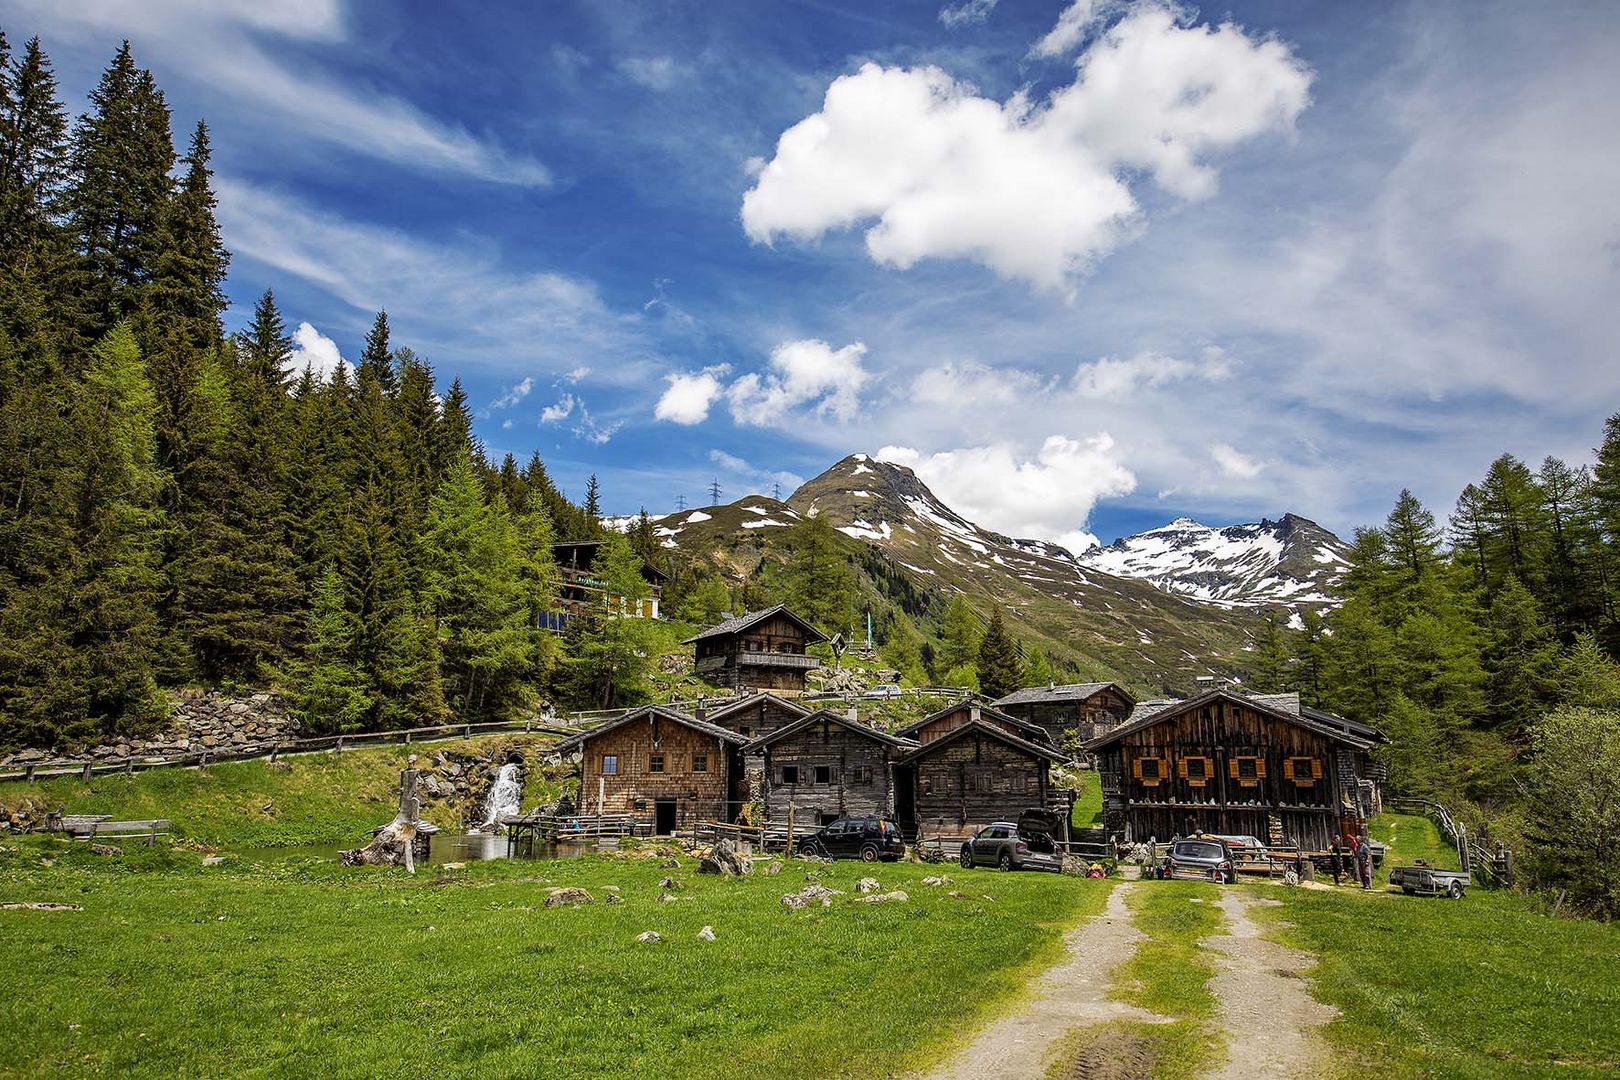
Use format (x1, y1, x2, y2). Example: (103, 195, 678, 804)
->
(1070, 770, 1103, 831)
(0, 736, 562, 849)
(1252, 812, 1620, 1078)
(0, 840, 1110, 1078)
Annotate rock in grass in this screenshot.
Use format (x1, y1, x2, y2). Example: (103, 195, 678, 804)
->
(0, 902, 81, 912)
(782, 884, 844, 909)
(763, 861, 783, 876)
(852, 890, 909, 904)
(544, 887, 593, 907)
(606, 893, 624, 904)
(698, 838, 752, 876)
(921, 875, 952, 887)
(636, 930, 662, 943)
(856, 877, 881, 894)
(658, 876, 680, 890)
(201, 855, 226, 867)
(89, 843, 121, 857)
(698, 925, 716, 941)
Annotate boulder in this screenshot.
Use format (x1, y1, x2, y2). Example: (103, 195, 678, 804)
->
(922, 875, 952, 887)
(658, 876, 680, 890)
(697, 925, 716, 942)
(763, 861, 783, 876)
(698, 838, 751, 876)
(782, 883, 844, 909)
(544, 887, 593, 907)
(852, 890, 909, 904)
(89, 843, 121, 857)
(856, 877, 881, 894)
(636, 931, 662, 943)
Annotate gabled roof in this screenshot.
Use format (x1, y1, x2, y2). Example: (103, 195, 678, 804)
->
(1082, 688, 1386, 753)
(702, 692, 813, 724)
(744, 709, 920, 753)
(994, 681, 1137, 708)
(898, 717, 1072, 766)
(555, 704, 749, 752)
(894, 699, 1048, 742)
(679, 604, 829, 646)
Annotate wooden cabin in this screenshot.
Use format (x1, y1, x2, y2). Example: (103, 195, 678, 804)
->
(746, 710, 918, 827)
(895, 720, 1072, 838)
(994, 682, 1137, 746)
(682, 605, 828, 692)
(894, 699, 1053, 747)
(700, 692, 812, 741)
(548, 540, 669, 625)
(555, 706, 748, 834)
(1083, 689, 1387, 850)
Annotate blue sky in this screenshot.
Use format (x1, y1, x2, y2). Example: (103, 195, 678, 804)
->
(9, 0, 1620, 547)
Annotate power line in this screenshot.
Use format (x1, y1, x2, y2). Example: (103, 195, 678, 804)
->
(675, 493, 687, 512)
(771, 481, 781, 500)
(709, 477, 722, 503)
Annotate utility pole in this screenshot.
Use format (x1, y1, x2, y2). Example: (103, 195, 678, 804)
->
(709, 478, 722, 504)
(771, 480, 782, 500)
(676, 493, 687, 512)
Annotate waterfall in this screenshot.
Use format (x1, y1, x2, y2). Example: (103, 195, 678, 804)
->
(473, 763, 523, 832)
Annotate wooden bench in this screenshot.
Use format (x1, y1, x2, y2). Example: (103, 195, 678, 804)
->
(53, 816, 171, 845)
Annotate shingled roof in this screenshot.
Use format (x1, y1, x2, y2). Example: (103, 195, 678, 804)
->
(898, 717, 1072, 766)
(679, 605, 829, 646)
(744, 709, 919, 754)
(993, 681, 1135, 708)
(554, 704, 750, 752)
(894, 699, 1049, 742)
(1083, 688, 1386, 753)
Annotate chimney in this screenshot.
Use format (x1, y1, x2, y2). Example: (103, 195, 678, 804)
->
(694, 696, 706, 721)
(847, 706, 858, 722)
(969, 704, 980, 723)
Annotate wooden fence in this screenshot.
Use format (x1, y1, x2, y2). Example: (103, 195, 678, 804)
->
(1388, 797, 1514, 886)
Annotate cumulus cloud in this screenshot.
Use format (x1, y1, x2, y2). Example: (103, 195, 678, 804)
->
(489, 376, 534, 411)
(285, 322, 350, 382)
(1071, 347, 1232, 400)
(1211, 443, 1263, 479)
(540, 395, 575, 423)
(741, 5, 1311, 289)
(939, 0, 997, 29)
(728, 340, 871, 425)
(654, 366, 731, 425)
(1031, 0, 1107, 58)
(877, 435, 1136, 551)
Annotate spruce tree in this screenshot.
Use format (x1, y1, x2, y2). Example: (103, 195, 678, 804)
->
(1481, 575, 1560, 728)
(1249, 612, 1291, 692)
(290, 564, 372, 735)
(783, 509, 854, 635)
(976, 606, 1023, 698)
(568, 532, 654, 707)
(0, 35, 69, 274)
(880, 611, 927, 686)
(937, 593, 980, 678)
(357, 309, 395, 396)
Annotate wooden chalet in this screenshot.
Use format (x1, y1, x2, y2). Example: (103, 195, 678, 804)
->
(681, 605, 828, 693)
(555, 706, 748, 834)
(994, 682, 1136, 746)
(699, 692, 812, 741)
(895, 719, 1072, 838)
(548, 540, 669, 625)
(894, 699, 1053, 748)
(745, 710, 918, 827)
(1083, 689, 1388, 850)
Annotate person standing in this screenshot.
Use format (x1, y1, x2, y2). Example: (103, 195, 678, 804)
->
(1329, 836, 1344, 886)
(1356, 833, 1374, 889)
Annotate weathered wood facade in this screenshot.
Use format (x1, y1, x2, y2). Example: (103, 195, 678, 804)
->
(556, 706, 748, 833)
(1083, 690, 1387, 850)
(896, 720, 1071, 837)
(549, 540, 669, 623)
(747, 711, 918, 827)
(993, 682, 1137, 746)
(701, 692, 812, 741)
(895, 700, 1052, 747)
(682, 605, 827, 692)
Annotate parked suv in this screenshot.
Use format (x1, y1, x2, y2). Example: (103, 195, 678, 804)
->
(1157, 837, 1236, 883)
(796, 815, 906, 862)
(958, 809, 1064, 872)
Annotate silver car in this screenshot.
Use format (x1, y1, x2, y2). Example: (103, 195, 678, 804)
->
(959, 809, 1064, 872)
(1159, 838, 1236, 883)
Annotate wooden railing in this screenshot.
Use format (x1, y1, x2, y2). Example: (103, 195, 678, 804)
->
(1388, 797, 1513, 886)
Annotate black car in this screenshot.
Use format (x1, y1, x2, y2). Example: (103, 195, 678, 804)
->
(795, 815, 906, 862)
(958, 809, 1065, 872)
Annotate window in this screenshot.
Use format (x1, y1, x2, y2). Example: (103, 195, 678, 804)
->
(1283, 756, 1320, 785)
(649, 754, 665, 773)
(1025, 775, 1039, 794)
(1229, 755, 1266, 787)
(1178, 755, 1214, 788)
(1132, 755, 1167, 787)
(851, 765, 873, 784)
(814, 765, 833, 785)
(780, 765, 800, 785)
(602, 755, 618, 775)
(692, 754, 708, 773)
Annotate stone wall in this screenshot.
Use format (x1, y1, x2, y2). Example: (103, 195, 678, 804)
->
(0, 690, 298, 770)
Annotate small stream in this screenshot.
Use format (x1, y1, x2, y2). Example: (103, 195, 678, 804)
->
(239, 832, 594, 864)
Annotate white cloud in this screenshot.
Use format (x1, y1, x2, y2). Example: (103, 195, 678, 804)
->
(540, 395, 576, 423)
(13, 0, 547, 185)
(707, 449, 805, 498)
(1211, 443, 1263, 479)
(489, 377, 534, 410)
(741, 6, 1310, 289)
(285, 321, 349, 382)
(1071, 347, 1232, 400)
(574, 403, 622, 445)
(911, 361, 1046, 405)
(619, 56, 684, 91)
(939, 0, 998, 30)
(1031, 0, 1106, 58)
(877, 435, 1136, 551)
(728, 340, 870, 425)
(654, 366, 731, 425)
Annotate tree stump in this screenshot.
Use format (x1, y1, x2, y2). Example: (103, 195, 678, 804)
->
(340, 759, 425, 873)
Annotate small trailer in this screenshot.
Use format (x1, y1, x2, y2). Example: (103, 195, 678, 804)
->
(1388, 862, 1470, 898)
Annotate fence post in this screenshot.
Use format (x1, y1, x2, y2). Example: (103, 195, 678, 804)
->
(405, 731, 412, 745)
(81, 761, 92, 783)
(336, 737, 344, 753)
(26, 764, 35, 783)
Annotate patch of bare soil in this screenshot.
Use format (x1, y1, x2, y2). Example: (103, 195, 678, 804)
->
(927, 882, 1171, 1080)
(1048, 1027, 1161, 1080)
(1205, 891, 1337, 1079)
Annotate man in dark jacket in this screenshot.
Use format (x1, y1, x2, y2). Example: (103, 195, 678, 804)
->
(1355, 833, 1374, 889)
(1329, 837, 1344, 885)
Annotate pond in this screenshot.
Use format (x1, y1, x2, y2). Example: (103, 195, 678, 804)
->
(239, 832, 596, 864)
